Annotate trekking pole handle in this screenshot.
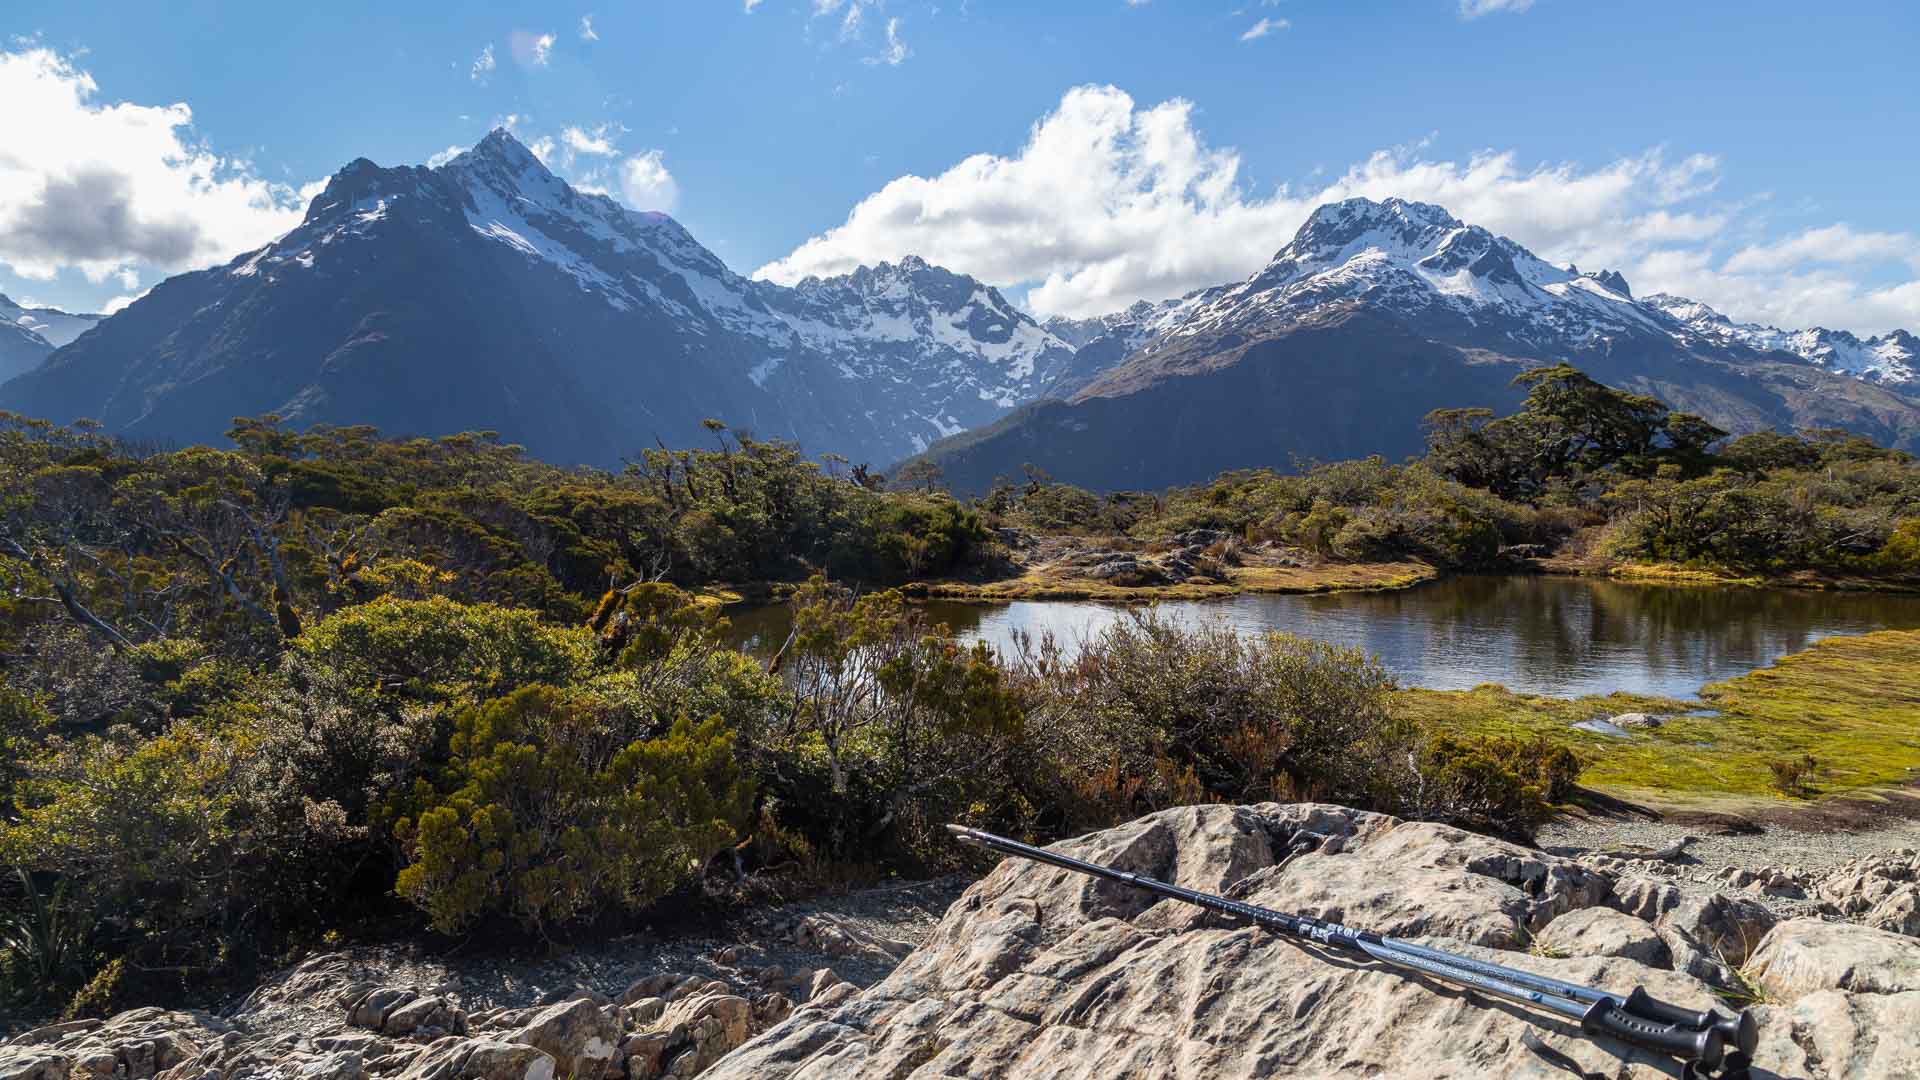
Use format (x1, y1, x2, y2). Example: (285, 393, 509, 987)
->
(1623, 988, 1758, 1057)
(1583, 1000, 1725, 1067)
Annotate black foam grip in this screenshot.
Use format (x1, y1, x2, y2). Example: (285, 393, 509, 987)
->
(1582, 1001, 1725, 1068)
(1623, 988, 1758, 1057)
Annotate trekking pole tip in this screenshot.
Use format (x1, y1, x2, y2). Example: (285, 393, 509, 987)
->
(946, 823, 983, 843)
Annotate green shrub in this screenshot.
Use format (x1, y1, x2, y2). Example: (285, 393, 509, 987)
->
(1414, 734, 1582, 840)
(393, 686, 749, 934)
(0, 868, 91, 1003)
(62, 956, 125, 1021)
(1015, 611, 1411, 816)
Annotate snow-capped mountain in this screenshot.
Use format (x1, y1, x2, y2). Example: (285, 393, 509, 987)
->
(757, 257, 1075, 452)
(1038, 292, 1223, 399)
(1641, 294, 1916, 387)
(912, 197, 1920, 493)
(0, 131, 1073, 466)
(0, 294, 102, 382)
(1099, 197, 1919, 394)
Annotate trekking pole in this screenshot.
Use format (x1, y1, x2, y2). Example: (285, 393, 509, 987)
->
(947, 825, 1755, 1071)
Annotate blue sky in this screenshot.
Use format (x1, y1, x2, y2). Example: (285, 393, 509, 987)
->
(3, 0, 1917, 332)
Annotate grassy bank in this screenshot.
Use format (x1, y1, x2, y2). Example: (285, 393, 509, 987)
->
(1604, 560, 1920, 595)
(908, 560, 1437, 603)
(1395, 629, 1920, 805)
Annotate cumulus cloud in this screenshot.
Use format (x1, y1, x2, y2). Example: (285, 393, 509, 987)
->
(620, 150, 679, 211)
(1240, 17, 1288, 41)
(425, 145, 465, 169)
(471, 43, 495, 82)
(1460, 0, 1535, 17)
(754, 83, 1920, 333)
(0, 46, 306, 284)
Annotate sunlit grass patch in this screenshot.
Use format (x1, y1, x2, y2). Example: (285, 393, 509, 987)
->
(1395, 629, 1920, 804)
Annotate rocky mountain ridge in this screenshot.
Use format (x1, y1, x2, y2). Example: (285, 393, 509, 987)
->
(0, 131, 1075, 467)
(914, 198, 1920, 492)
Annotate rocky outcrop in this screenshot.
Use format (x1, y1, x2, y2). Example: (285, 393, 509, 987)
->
(0, 1009, 230, 1080)
(10, 809, 1919, 1080)
(705, 803, 1920, 1079)
(0, 963, 835, 1080)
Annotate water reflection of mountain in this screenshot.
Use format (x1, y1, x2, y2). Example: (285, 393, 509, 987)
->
(723, 577, 1920, 699)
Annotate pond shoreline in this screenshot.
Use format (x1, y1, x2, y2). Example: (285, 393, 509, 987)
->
(717, 557, 1918, 615)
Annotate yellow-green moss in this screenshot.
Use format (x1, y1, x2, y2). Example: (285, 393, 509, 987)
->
(1395, 629, 1920, 805)
(1605, 561, 1920, 595)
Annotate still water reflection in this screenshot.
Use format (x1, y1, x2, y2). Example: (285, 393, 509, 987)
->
(723, 576, 1920, 699)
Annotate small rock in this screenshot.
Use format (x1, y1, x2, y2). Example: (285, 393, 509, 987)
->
(1747, 918, 1920, 1000)
(508, 1000, 620, 1080)
(1866, 883, 1920, 937)
(1534, 907, 1670, 968)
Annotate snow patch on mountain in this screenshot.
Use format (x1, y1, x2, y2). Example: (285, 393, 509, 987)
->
(1156, 198, 1669, 354)
(1642, 293, 1917, 386)
(1, 294, 102, 349)
(1044, 197, 1916, 396)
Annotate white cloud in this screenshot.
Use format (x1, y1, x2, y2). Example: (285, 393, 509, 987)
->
(578, 15, 598, 42)
(1460, 0, 1535, 17)
(0, 46, 306, 284)
(425, 145, 465, 168)
(1723, 224, 1916, 275)
(527, 135, 557, 166)
(745, 0, 765, 10)
(620, 150, 679, 211)
(1240, 17, 1288, 41)
(864, 18, 910, 65)
(511, 30, 556, 68)
(754, 83, 1920, 333)
(561, 124, 618, 157)
(471, 44, 495, 82)
(100, 288, 147, 314)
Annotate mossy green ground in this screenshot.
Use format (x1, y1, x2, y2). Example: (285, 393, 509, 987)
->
(1395, 629, 1920, 805)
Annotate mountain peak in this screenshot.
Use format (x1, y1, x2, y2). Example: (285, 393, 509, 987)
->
(470, 128, 541, 168)
(1309, 196, 1460, 229)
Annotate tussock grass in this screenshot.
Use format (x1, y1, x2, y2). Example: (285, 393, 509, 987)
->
(1395, 629, 1920, 804)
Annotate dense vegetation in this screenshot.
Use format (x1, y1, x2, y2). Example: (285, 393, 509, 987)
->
(983, 365, 1920, 583)
(3, 364, 1916, 1015)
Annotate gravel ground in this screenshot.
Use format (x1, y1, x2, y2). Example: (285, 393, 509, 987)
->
(1540, 812, 1920, 877)
(1538, 808, 1920, 919)
(224, 876, 969, 1038)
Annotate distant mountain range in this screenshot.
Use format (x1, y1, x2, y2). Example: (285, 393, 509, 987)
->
(0, 131, 1074, 466)
(3, 137, 1916, 484)
(0, 293, 101, 383)
(914, 197, 1920, 492)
